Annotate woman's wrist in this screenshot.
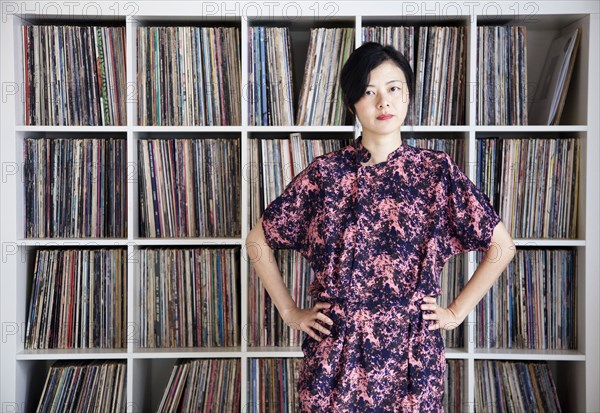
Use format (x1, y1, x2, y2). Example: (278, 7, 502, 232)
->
(281, 304, 298, 323)
(447, 302, 466, 324)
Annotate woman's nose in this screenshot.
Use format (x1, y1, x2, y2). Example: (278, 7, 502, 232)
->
(377, 96, 390, 108)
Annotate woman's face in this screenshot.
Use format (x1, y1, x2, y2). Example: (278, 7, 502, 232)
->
(353, 60, 410, 139)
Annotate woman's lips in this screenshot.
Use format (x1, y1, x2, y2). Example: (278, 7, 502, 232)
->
(377, 114, 394, 120)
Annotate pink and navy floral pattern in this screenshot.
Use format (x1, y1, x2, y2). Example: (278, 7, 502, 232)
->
(261, 136, 501, 412)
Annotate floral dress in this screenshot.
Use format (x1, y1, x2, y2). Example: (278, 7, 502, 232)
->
(261, 135, 501, 412)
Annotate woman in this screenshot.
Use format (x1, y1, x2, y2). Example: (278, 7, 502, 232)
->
(246, 42, 515, 412)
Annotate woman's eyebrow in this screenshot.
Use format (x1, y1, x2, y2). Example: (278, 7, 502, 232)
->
(366, 80, 403, 87)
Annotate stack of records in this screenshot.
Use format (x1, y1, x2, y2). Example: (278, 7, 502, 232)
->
(475, 360, 562, 412)
(476, 248, 577, 350)
(248, 358, 302, 412)
(477, 138, 579, 238)
(22, 25, 127, 126)
(415, 26, 466, 125)
(137, 26, 241, 126)
(444, 360, 465, 413)
(25, 249, 127, 350)
(23, 138, 127, 238)
(139, 247, 239, 348)
(36, 361, 126, 412)
(249, 26, 295, 125)
(477, 26, 528, 125)
(138, 138, 241, 237)
(296, 28, 355, 126)
(157, 359, 240, 412)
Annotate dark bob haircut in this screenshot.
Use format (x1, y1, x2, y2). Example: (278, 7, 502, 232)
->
(339, 42, 415, 115)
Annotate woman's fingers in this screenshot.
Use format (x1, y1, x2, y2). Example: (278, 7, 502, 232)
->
(315, 301, 332, 308)
(313, 302, 334, 325)
(305, 322, 327, 341)
(304, 303, 334, 341)
(416, 297, 462, 332)
(424, 311, 437, 320)
(308, 320, 331, 338)
(308, 318, 331, 337)
(316, 310, 334, 326)
(428, 321, 441, 330)
(421, 296, 438, 311)
(306, 327, 322, 341)
(287, 302, 336, 341)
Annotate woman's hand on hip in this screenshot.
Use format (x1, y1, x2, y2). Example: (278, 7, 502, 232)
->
(420, 296, 462, 331)
(282, 302, 334, 342)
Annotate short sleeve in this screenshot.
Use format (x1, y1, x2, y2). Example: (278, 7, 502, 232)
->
(261, 161, 321, 253)
(439, 152, 501, 257)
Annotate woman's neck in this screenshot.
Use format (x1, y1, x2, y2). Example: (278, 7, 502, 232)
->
(360, 133, 403, 165)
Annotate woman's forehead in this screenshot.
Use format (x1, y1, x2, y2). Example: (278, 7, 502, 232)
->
(367, 62, 407, 85)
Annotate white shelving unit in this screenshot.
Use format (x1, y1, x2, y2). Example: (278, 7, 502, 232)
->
(1, 2, 598, 412)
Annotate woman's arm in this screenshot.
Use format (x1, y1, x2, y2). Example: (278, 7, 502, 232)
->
(246, 217, 298, 320)
(422, 220, 516, 329)
(246, 217, 333, 341)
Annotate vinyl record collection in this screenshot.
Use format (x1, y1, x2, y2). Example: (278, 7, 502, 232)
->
(22, 25, 127, 126)
(477, 26, 528, 125)
(295, 28, 355, 126)
(35, 360, 126, 412)
(139, 247, 239, 348)
(11, 6, 591, 410)
(249, 24, 467, 126)
(248, 249, 314, 347)
(138, 137, 241, 238)
(475, 360, 562, 412)
(137, 26, 241, 126)
(476, 248, 576, 350)
(438, 255, 465, 348)
(23, 137, 127, 238)
(248, 358, 302, 413)
(445, 360, 466, 413)
(477, 138, 580, 239)
(249, 27, 295, 126)
(25, 248, 126, 350)
(157, 358, 240, 412)
(414, 26, 467, 125)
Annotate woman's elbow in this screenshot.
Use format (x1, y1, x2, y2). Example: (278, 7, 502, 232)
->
(246, 217, 266, 248)
(488, 221, 516, 262)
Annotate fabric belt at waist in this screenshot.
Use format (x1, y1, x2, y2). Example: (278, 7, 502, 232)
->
(313, 290, 434, 315)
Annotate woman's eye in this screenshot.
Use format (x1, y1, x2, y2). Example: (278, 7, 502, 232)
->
(391, 86, 400, 92)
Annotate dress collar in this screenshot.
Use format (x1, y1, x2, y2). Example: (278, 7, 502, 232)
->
(353, 135, 407, 165)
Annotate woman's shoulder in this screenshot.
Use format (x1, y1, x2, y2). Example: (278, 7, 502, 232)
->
(402, 144, 453, 174)
(406, 144, 449, 159)
(300, 142, 454, 174)
(302, 144, 355, 170)
(291, 149, 340, 183)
